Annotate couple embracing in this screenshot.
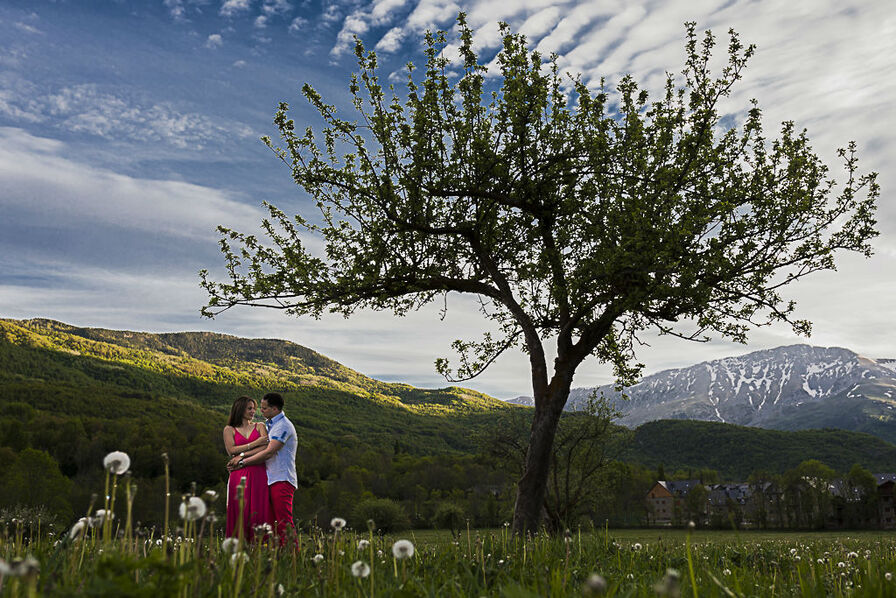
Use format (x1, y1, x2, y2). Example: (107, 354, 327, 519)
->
(223, 392, 297, 547)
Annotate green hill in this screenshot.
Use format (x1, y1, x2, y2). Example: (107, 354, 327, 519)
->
(626, 419, 896, 480)
(5, 317, 896, 528)
(0, 317, 511, 452)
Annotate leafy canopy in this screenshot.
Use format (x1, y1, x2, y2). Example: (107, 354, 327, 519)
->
(201, 16, 878, 388)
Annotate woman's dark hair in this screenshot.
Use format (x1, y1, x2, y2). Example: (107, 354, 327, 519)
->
(227, 396, 255, 427)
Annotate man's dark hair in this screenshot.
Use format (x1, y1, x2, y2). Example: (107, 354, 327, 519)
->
(263, 392, 284, 411)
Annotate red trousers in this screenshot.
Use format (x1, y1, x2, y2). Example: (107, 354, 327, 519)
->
(269, 481, 297, 548)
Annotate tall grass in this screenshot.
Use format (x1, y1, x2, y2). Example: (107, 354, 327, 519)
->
(3, 453, 896, 596)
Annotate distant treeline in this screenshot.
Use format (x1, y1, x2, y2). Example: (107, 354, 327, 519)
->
(5, 317, 896, 531)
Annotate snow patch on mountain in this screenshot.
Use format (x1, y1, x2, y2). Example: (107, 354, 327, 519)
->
(507, 345, 896, 429)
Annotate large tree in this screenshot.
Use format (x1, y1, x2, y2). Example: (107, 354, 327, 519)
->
(201, 16, 878, 534)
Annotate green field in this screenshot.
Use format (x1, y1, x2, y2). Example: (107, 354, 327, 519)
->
(5, 512, 896, 597)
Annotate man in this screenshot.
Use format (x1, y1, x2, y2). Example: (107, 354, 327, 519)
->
(229, 392, 297, 547)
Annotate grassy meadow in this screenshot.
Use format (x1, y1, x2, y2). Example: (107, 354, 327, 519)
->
(5, 498, 896, 596)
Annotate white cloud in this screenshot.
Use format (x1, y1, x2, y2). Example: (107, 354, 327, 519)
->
(375, 27, 405, 53)
(164, 0, 187, 20)
(262, 0, 293, 15)
(0, 83, 253, 149)
(233, 59, 247, 67)
(220, 0, 253, 17)
(288, 16, 307, 32)
(14, 21, 43, 35)
(206, 33, 223, 47)
(0, 127, 263, 240)
(254, 15, 268, 28)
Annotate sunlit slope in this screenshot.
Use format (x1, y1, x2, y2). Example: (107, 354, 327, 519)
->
(0, 317, 511, 454)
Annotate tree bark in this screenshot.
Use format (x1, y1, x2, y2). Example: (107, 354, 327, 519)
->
(511, 376, 572, 535)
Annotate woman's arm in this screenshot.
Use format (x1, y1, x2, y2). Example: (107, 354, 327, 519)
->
(223, 425, 268, 456)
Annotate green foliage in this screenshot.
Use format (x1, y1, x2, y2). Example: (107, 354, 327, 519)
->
(201, 15, 878, 532)
(9, 520, 896, 597)
(352, 497, 411, 532)
(481, 393, 631, 530)
(627, 419, 896, 479)
(431, 501, 465, 533)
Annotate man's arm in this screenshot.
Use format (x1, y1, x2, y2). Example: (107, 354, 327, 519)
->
(229, 439, 284, 469)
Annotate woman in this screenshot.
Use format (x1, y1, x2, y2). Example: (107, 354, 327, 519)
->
(223, 396, 271, 541)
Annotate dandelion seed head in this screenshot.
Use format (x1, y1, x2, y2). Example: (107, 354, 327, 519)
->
(633, 543, 642, 551)
(94, 509, 114, 524)
(178, 496, 207, 521)
(231, 552, 249, 566)
(392, 539, 415, 559)
(312, 554, 324, 564)
(358, 539, 370, 550)
(103, 451, 130, 475)
(351, 560, 371, 578)
(222, 538, 240, 554)
(886, 572, 892, 581)
(69, 518, 89, 540)
(331, 517, 346, 531)
(583, 573, 607, 595)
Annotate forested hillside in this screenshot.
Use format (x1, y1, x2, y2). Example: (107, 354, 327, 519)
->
(626, 420, 896, 480)
(3, 317, 896, 531)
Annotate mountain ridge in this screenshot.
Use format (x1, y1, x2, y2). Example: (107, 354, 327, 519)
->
(509, 343, 896, 443)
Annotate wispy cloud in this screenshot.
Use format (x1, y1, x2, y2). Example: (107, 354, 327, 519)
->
(205, 33, 224, 47)
(220, 0, 253, 18)
(262, 0, 293, 15)
(0, 83, 253, 149)
(288, 16, 307, 33)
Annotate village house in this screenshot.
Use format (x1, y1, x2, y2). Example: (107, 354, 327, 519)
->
(647, 473, 896, 529)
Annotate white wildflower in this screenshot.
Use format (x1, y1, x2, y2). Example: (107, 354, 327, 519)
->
(633, 543, 642, 551)
(358, 539, 370, 550)
(277, 584, 285, 595)
(392, 539, 415, 559)
(204, 490, 219, 501)
(222, 538, 240, 554)
(654, 568, 681, 597)
(231, 552, 249, 566)
(312, 554, 324, 564)
(723, 568, 731, 576)
(583, 573, 607, 595)
(94, 509, 114, 525)
(179, 496, 207, 521)
(69, 517, 89, 540)
(103, 451, 131, 475)
(886, 572, 892, 581)
(330, 517, 346, 531)
(351, 561, 371, 578)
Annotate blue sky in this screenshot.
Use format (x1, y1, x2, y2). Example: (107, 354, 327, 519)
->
(1, 0, 894, 398)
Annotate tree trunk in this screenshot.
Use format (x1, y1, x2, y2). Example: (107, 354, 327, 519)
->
(511, 383, 570, 535)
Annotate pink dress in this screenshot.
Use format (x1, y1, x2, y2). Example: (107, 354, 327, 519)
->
(225, 426, 272, 541)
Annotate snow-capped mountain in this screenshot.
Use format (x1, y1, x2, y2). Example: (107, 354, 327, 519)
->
(508, 345, 896, 431)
